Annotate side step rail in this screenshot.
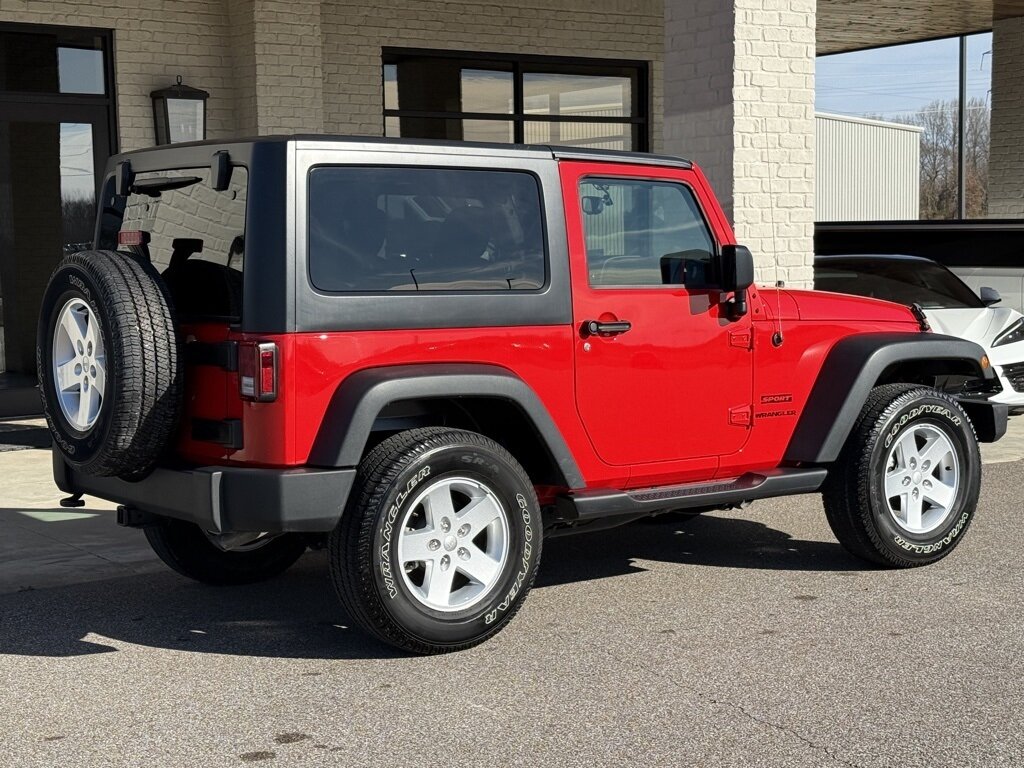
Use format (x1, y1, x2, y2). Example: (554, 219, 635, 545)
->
(556, 467, 828, 522)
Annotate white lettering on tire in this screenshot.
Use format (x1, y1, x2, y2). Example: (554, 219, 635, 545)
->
(379, 466, 431, 599)
(484, 493, 534, 625)
(884, 405, 961, 449)
(893, 511, 970, 554)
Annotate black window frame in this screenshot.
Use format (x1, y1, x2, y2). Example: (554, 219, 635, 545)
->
(382, 47, 650, 152)
(0, 22, 118, 150)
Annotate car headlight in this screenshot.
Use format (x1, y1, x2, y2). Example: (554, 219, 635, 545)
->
(993, 318, 1024, 347)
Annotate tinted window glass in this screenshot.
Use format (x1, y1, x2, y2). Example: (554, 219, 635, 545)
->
(0, 30, 107, 94)
(580, 178, 716, 287)
(308, 167, 546, 292)
(99, 168, 248, 320)
(814, 258, 984, 309)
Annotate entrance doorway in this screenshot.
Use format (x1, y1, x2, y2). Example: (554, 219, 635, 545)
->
(0, 24, 116, 416)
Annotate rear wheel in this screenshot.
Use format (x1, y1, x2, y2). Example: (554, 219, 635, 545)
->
(822, 384, 980, 567)
(144, 519, 307, 585)
(330, 427, 542, 654)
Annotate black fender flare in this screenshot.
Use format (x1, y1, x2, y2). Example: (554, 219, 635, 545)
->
(306, 363, 585, 488)
(784, 332, 995, 464)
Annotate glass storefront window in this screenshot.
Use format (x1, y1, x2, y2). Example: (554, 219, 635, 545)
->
(522, 73, 630, 117)
(382, 51, 646, 152)
(965, 33, 992, 218)
(816, 32, 994, 221)
(461, 69, 513, 114)
(0, 30, 107, 95)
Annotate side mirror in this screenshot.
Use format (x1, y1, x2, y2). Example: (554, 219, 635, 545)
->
(720, 245, 755, 320)
(581, 196, 605, 216)
(721, 245, 755, 293)
(980, 286, 1002, 306)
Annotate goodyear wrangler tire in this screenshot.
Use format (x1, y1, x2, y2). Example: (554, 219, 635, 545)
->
(822, 384, 980, 568)
(330, 427, 542, 654)
(37, 250, 181, 479)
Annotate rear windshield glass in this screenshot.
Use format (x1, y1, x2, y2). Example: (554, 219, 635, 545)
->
(99, 167, 248, 321)
(307, 166, 546, 292)
(814, 258, 984, 309)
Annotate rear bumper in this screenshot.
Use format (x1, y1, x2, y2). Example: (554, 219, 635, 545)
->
(53, 451, 356, 533)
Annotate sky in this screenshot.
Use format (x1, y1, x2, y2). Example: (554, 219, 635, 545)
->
(816, 32, 992, 120)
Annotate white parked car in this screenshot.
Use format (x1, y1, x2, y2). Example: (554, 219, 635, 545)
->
(815, 254, 1024, 411)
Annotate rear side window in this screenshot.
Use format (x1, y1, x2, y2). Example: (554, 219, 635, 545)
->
(307, 166, 546, 292)
(580, 177, 716, 288)
(100, 167, 248, 320)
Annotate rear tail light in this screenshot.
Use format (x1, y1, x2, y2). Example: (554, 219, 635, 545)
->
(238, 342, 277, 402)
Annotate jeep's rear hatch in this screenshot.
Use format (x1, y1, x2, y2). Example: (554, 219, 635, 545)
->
(98, 164, 264, 465)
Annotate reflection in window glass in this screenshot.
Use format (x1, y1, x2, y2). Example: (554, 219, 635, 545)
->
(58, 47, 105, 94)
(463, 120, 514, 143)
(460, 69, 513, 113)
(524, 121, 631, 150)
(523, 73, 631, 117)
(384, 116, 514, 144)
(580, 178, 715, 288)
(965, 33, 992, 218)
(383, 64, 398, 110)
(382, 52, 646, 151)
(0, 30, 107, 94)
(59, 123, 96, 253)
(816, 34, 993, 221)
(308, 167, 546, 292)
(166, 98, 205, 144)
(104, 168, 249, 319)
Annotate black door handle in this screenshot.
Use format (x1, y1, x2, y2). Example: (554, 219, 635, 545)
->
(582, 319, 632, 337)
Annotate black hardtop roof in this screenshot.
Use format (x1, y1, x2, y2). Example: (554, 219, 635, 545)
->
(113, 134, 693, 169)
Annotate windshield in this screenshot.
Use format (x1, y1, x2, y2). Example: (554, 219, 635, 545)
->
(814, 258, 984, 309)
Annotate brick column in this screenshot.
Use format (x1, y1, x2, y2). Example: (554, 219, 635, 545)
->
(988, 16, 1024, 218)
(663, 0, 815, 287)
(227, 0, 325, 136)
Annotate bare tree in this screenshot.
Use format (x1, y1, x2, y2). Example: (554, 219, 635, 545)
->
(885, 98, 990, 219)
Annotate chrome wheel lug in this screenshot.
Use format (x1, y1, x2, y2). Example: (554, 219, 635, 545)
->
(440, 517, 451, 532)
(457, 546, 470, 561)
(440, 554, 451, 571)
(428, 539, 441, 552)
(457, 523, 470, 538)
(902, 476, 911, 486)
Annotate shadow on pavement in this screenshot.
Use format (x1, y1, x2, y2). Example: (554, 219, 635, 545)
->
(0, 513, 867, 660)
(537, 512, 868, 588)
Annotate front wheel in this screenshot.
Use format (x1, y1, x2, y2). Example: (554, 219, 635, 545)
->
(822, 384, 981, 568)
(330, 427, 542, 654)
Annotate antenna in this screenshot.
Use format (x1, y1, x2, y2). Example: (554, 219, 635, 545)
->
(760, 115, 785, 347)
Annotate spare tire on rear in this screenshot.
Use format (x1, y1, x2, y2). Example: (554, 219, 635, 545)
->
(37, 249, 182, 479)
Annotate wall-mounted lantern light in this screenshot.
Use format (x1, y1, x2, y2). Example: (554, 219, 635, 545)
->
(150, 75, 209, 145)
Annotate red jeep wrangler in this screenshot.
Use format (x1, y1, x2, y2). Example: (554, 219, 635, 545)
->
(38, 137, 1006, 653)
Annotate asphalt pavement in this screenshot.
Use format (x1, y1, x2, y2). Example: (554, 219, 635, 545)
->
(1, 418, 1023, 767)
